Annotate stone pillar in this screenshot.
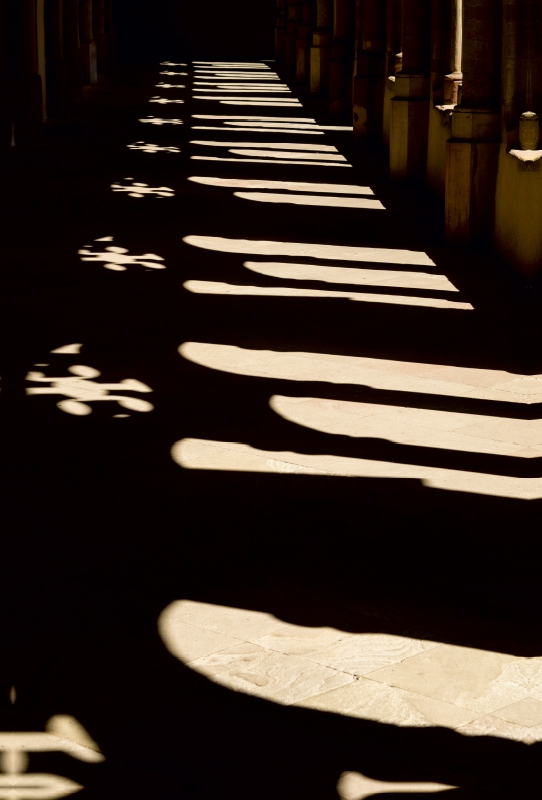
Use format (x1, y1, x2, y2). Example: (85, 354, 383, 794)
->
(443, 0, 462, 103)
(46, 0, 69, 117)
(494, 0, 542, 278)
(390, 0, 431, 179)
(328, 0, 355, 114)
(285, 0, 302, 74)
(79, 0, 97, 84)
(276, 0, 287, 65)
(104, 0, 114, 63)
(310, 0, 332, 93)
(92, 0, 107, 72)
(64, 0, 83, 97)
(382, 0, 402, 148)
(296, 1, 316, 82)
(1, 0, 44, 145)
(445, 0, 501, 240)
(353, 0, 386, 140)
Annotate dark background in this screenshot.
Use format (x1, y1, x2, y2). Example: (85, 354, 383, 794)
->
(113, 0, 276, 63)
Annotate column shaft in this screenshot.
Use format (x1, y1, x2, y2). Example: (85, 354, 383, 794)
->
(390, 0, 431, 179)
(79, 0, 97, 84)
(296, 1, 316, 82)
(328, 0, 355, 114)
(46, 0, 69, 117)
(63, 0, 83, 97)
(445, 0, 501, 241)
(353, 0, 386, 139)
(93, 0, 107, 71)
(310, 0, 332, 93)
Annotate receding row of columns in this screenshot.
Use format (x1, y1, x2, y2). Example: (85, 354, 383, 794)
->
(0, 0, 115, 146)
(276, 0, 542, 279)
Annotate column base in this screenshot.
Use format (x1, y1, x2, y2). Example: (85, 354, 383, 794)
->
(353, 74, 384, 141)
(96, 33, 108, 72)
(296, 26, 312, 82)
(46, 60, 70, 118)
(494, 146, 542, 279)
(445, 139, 499, 242)
(12, 75, 44, 146)
(389, 95, 429, 180)
(81, 41, 98, 85)
(328, 40, 353, 115)
(284, 23, 298, 73)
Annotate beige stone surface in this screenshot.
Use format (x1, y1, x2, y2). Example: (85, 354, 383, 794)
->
(158, 602, 542, 744)
(189, 642, 354, 704)
(365, 646, 530, 715)
(337, 770, 457, 799)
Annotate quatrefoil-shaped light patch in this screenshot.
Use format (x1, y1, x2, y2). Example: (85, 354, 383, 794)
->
(26, 363, 154, 417)
(139, 115, 183, 126)
(155, 82, 186, 89)
(149, 96, 185, 104)
(127, 142, 181, 154)
(78, 237, 166, 271)
(111, 178, 175, 198)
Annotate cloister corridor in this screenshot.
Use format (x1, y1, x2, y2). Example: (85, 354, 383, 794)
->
(3, 50, 542, 800)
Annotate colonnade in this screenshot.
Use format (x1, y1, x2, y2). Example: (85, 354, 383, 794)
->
(276, 0, 542, 279)
(0, 0, 114, 146)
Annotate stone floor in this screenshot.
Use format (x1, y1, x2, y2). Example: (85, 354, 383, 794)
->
(1, 59, 542, 798)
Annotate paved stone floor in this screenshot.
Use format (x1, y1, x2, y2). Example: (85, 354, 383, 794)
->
(1, 59, 542, 799)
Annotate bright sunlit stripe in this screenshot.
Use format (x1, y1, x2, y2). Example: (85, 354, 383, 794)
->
(242, 261, 457, 290)
(183, 236, 436, 266)
(223, 121, 353, 131)
(233, 192, 384, 209)
(192, 88, 292, 93)
(192, 116, 317, 122)
(191, 126, 325, 134)
(172, 438, 539, 498)
(218, 102, 304, 107)
(189, 141, 340, 152)
(187, 177, 374, 194)
(193, 96, 301, 102)
(183, 280, 471, 308)
(190, 156, 348, 165)
(228, 150, 347, 161)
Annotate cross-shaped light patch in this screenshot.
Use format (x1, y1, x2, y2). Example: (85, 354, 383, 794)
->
(149, 96, 184, 104)
(111, 178, 175, 198)
(78, 237, 166, 270)
(26, 353, 154, 417)
(127, 142, 181, 154)
(139, 115, 183, 126)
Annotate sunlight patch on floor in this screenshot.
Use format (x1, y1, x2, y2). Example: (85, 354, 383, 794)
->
(159, 599, 542, 742)
(241, 261, 456, 289)
(232, 191, 384, 209)
(183, 235, 436, 266)
(183, 281, 470, 308)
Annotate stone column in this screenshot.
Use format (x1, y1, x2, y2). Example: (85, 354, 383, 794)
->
(353, 0, 386, 139)
(104, 0, 114, 63)
(275, 0, 287, 65)
(79, 0, 97, 84)
(2, 0, 44, 145)
(285, 0, 302, 74)
(494, 0, 542, 278)
(390, 0, 431, 179)
(443, 0, 462, 103)
(92, 0, 107, 72)
(310, 0, 332, 93)
(64, 0, 83, 97)
(328, 0, 355, 114)
(382, 0, 402, 148)
(296, 1, 316, 82)
(46, 0, 69, 117)
(445, 0, 501, 240)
